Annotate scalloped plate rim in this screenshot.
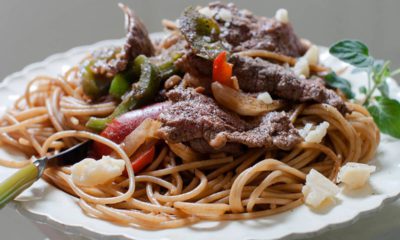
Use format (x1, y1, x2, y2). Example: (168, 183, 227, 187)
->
(0, 37, 399, 240)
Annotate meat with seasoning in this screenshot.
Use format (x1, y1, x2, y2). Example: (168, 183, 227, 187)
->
(158, 88, 302, 153)
(91, 4, 154, 78)
(206, 2, 306, 56)
(232, 56, 347, 112)
(177, 1, 307, 80)
(175, 2, 346, 112)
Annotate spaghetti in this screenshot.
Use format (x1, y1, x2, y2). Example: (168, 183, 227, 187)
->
(0, 2, 379, 230)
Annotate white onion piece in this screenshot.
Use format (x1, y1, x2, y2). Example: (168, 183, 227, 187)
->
(211, 82, 283, 116)
(121, 119, 162, 157)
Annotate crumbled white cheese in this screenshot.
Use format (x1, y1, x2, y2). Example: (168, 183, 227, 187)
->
(199, 7, 232, 23)
(198, 7, 217, 18)
(304, 121, 329, 143)
(275, 8, 289, 24)
(70, 117, 79, 126)
(299, 123, 314, 139)
(257, 92, 273, 104)
(302, 169, 340, 208)
(217, 8, 232, 22)
(71, 156, 125, 187)
(337, 162, 376, 189)
(293, 58, 310, 78)
(304, 45, 320, 66)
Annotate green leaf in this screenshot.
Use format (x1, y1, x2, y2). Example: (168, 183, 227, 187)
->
(372, 60, 390, 85)
(351, 67, 369, 74)
(324, 72, 355, 99)
(391, 68, 400, 77)
(359, 86, 367, 95)
(329, 40, 372, 68)
(367, 97, 400, 138)
(378, 81, 389, 98)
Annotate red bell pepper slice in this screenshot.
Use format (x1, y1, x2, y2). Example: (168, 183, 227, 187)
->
(91, 101, 170, 158)
(130, 145, 155, 173)
(212, 51, 233, 88)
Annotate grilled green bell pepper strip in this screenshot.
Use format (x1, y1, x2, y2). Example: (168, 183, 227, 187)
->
(179, 7, 230, 60)
(109, 71, 134, 99)
(157, 52, 183, 80)
(86, 55, 160, 131)
(81, 61, 111, 99)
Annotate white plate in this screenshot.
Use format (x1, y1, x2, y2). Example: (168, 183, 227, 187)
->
(1, 38, 400, 240)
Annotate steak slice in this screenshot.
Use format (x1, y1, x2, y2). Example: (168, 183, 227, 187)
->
(158, 88, 301, 153)
(158, 87, 249, 144)
(214, 111, 301, 151)
(176, 2, 306, 85)
(232, 56, 347, 112)
(91, 4, 154, 78)
(207, 2, 307, 57)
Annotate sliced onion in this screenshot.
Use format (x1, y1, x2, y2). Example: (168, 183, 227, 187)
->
(121, 119, 162, 157)
(211, 82, 284, 116)
(168, 142, 202, 163)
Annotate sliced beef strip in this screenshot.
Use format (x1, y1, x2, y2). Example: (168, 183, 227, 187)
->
(175, 52, 213, 78)
(214, 111, 301, 151)
(122, 5, 155, 60)
(235, 17, 307, 57)
(90, 47, 127, 78)
(232, 56, 347, 113)
(176, 2, 306, 80)
(91, 4, 154, 78)
(158, 88, 302, 153)
(158, 87, 249, 144)
(208, 2, 257, 47)
(207, 2, 307, 57)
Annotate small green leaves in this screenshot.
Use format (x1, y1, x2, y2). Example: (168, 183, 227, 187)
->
(359, 86, 367, 95)
(377, 80, 389, 98)
(324, 72, 355, 99)
(368, 97, 400, 138)
(329, 39, 400, 139)
(330, 40, 372, 68)
(372, 60, 391, 85)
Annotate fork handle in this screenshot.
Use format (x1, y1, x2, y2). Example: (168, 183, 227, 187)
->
(0, 162, 39, 209)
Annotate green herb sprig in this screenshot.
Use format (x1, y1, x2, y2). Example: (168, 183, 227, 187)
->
(326, 40, 400, 138)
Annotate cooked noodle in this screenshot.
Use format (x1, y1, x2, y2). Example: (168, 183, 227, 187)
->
(0, 4, 380, 230)
(0, 66, 378, 228)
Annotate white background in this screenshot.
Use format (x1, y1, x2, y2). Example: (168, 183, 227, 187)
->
(0, 0, 399, 239)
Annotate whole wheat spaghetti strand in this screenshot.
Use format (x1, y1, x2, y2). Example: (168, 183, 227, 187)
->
(0, 40, 379, 229)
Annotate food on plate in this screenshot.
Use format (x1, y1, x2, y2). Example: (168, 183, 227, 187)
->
(337, 163, 376, 189)
(302, 169, 340, 208)
(4, 1, 399, 229)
